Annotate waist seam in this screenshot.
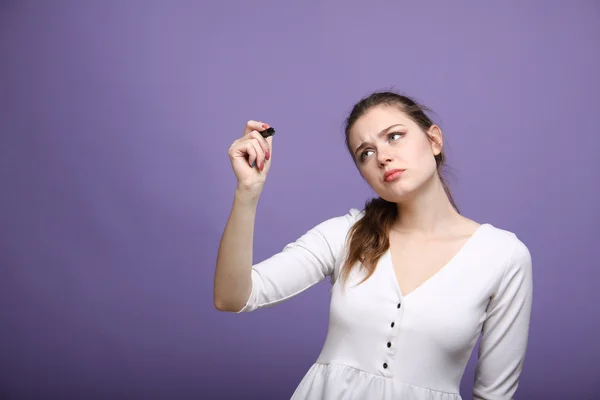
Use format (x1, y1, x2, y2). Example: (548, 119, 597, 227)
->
(312, 361, 460, 396)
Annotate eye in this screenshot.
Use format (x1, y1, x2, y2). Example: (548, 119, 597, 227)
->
(359, 149, 373, 162)
(357, 132, 404, 162)
(388, 132, 404, 142)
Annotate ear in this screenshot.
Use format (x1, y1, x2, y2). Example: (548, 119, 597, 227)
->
(427, 125, 443, 156)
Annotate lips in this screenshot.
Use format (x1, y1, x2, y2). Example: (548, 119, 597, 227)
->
(384, 169, 405, 182)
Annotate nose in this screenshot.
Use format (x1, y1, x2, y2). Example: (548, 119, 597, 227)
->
(376, 148, 393, 166)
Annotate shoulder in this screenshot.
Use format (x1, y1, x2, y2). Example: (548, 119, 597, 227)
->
(312, 207, 364, 236)
(482, 224, 531, 258)
(479, 223, 533, 276)
(477, 225, 533, 311)
(305, 208, 364, 259)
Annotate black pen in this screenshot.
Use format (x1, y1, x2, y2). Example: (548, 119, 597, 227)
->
(260, 127, 275, 138)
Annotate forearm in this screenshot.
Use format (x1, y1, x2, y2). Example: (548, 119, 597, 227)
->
(213, 188, 260, 312)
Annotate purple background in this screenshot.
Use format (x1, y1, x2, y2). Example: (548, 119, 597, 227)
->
(1, 1, 599, 399)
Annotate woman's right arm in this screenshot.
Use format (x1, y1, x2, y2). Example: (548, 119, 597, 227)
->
(213, 189, 260, 312)
(213, 120, 273, 312)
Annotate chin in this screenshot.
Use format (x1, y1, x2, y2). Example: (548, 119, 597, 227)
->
(381, 193, 410, 204)
(375, 188, 412, 204)
(375, 181, 422, 204)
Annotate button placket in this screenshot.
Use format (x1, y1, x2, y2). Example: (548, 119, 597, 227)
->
(383, 300, 402, 373)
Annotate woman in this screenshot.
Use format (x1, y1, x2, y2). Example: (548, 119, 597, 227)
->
(214, 91, 533, 399)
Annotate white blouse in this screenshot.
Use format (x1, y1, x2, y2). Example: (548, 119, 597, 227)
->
(237, 208, 533, 399)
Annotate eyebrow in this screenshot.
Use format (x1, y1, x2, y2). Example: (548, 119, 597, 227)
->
(353, 124, 405, 156)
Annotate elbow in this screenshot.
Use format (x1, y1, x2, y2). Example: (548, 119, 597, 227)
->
(213, 296, 244, 313)
(213, 295, 232, 312)
(213, 278, 253, 312)
(214, 297, 227, 312)
(213, 276, 252, 312)
(213, 283, 232, 311)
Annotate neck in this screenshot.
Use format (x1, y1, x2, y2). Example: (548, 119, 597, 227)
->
(392, 174, 460, 236)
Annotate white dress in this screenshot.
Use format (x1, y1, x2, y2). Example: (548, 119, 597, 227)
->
(237, 208, 533, 399)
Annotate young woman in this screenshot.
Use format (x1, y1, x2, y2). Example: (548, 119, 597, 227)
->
(214, 91, 533, 400)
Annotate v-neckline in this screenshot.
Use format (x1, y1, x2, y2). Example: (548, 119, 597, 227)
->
(385, 223, 488, 300)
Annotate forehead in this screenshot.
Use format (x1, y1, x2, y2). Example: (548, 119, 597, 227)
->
(349, 106, 413, 145)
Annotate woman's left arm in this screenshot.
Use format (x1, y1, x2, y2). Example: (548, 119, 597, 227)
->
(473, 238, 534, 400)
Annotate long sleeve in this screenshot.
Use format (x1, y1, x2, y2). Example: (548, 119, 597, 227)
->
(236, 209, 361, 313)
(473, 237, 533, 399)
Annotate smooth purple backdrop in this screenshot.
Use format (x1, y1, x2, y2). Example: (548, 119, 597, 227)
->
(1, 1, 599, 399)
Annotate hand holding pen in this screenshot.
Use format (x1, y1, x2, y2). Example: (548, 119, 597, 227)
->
(228, 120, 275, 196)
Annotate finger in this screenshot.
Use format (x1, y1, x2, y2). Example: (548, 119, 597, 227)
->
(249, 139, 265, 170)
(244, 120, 270, 137)
(245, 142, 258, 168)
(264, 136, 273, 160)
(266, 136, 273, 160)
(247, 130, 271, 160)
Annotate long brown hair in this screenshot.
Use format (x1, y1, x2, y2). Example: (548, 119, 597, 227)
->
(339, 90, 459, 289)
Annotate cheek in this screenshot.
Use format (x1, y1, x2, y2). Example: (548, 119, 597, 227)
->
(358, 165, 371, 180)
(410, 141, 437, 168)
(414, 151, 439, 180)
(358, 164, 379, 184)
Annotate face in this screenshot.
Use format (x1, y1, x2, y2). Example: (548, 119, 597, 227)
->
(348, 105, 443, 203)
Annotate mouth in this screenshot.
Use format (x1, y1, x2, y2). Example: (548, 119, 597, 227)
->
(384, 169, 405, 183)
